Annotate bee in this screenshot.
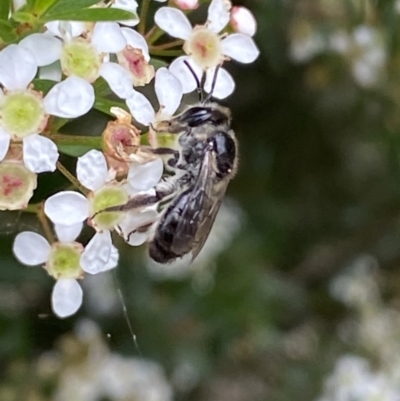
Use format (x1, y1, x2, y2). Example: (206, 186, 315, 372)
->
(102, 63, 238, 263)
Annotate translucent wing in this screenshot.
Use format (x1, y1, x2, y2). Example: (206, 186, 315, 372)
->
(170, 146, 230, 261)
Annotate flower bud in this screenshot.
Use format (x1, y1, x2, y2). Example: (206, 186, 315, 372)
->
(172, 0, 199, 10)
(230, 6, 257, 37)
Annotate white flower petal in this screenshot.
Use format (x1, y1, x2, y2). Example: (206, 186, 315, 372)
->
(100, 62, 134, 99)
(39, 62, 62, 81)
(45, 21, 86, 39)
(155, 67, 182, 116)
(80, 231, 112, 274)
(52, 279, 83, 318)
(19, 33, 62, 67)
(154, 7, 192, 40)
(45, 191, 89, 226)
(23, 135, 59, 173)
(121, 28, 150, 61)
(207, 0, 231, 33)
(126, 90, 155, 125)
(43, 76, 95, 118)
(0, 45, 37, 90)
(0, 127, 11, 162)
(128, 158, 164, 191)
(103, 245, 119, 271)
(55, 223, 83, 243)
(76, 149, 108, 191)
(169, 56, 203, 94)
(119, 209, 158, 245)
(204, 67, 235, 99)
(13, 232, 51, 266)
(221, 33, 260, 63)
(112, 0, 140, 26)
(92, 22, 127, 53)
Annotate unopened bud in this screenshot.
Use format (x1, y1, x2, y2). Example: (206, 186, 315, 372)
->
(172, 0, 199, 10)
(230, 6, 257, 37)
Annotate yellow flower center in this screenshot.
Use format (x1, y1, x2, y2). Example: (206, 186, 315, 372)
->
(183, 26, 224, 69)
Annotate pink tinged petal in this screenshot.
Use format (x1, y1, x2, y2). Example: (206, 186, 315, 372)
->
(154, 7, 192, 40)
(77, 149, 108, 191)
(119, 209, 158, 245)
(80, 231, 112, 274)
(0, 128, 11, 162)
(92, 22, 127, 53)
(55, 223, 83, 243)
(0, 45, 37, 90)
(19, 34, 62, 67)
(155, 67, 183, 116)
(13, 231, 51, 266)
(173, 0, 199, 10)
(99, 62, 134, 100)
(43, 76, 95, 118)
(204, 67, 235, 99)
(221, 34, 260, 63)
(126, 90, 155, 125)
(52, 279, 83, 318)
(230, 6, 257, 37)
(103, 245, 119, 271)
(169, 56, 202, 94)
(207, 0, 231, 33)
(45, 191, 89, 226)
(121, 28, 150, 61)
(39, 62, 62, 82)
(22, 135, 59, 173)
(128, 158, 164, 191)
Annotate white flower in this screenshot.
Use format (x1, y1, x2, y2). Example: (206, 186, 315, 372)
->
(44, 21, 135, 99)
(126, 67, 183, 125)
(0, 43, 94, 173)
(44, 150, 161, 245)
(154, 0, 259, 98)
(12, 225, 118, 318)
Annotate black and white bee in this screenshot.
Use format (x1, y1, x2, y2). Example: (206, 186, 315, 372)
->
(103, 63, 238, 263)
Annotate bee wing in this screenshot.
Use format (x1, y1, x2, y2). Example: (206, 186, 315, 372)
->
(170, 147, 229, 261)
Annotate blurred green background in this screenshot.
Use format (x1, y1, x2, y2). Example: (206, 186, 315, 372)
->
(3, 0, 400, 400)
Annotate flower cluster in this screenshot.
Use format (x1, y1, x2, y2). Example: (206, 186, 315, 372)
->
(2, 0, 259, 317)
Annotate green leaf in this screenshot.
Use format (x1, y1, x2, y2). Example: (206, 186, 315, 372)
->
(32, 0, 59, 15)
(93, 77, 113, 97)
(57, 144, 97, 157)
(42, 7, 136, 22)
(32, 79, 56, 95)
(0, 21, 17, 43)
(11, 10, 37, 23)
(94, 97, 128, 116)
(150, 58, 168, 70)
(44, 0, 104, 15)
(0, 0, 10, 20)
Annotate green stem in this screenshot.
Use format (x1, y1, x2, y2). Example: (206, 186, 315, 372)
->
(149, 49, 184, 57)
(150, 39, 184, 51)
(138, 0, 151, 34)
(146, 26, 165, 46)
(37, 202, 56, 244)
(56, 161, 89, 196)
(45, 134, 102, 149)
(24, 203, 40, 214)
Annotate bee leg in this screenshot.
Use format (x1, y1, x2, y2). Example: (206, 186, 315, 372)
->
(125, 222, 154, 243)
(148, 147, 179, 168)
(92, 177, 179, 216)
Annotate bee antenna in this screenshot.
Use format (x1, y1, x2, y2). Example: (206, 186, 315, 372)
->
(183, 60, 203, 102)
(204, 64, 221, 103)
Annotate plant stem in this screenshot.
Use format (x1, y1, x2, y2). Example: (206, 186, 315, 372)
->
(138, 0, 151, 34)
(44, 134, 102, 149)
(37, 202, 56, 244)
(149, 49, 184, 57)
(146, 26, 165, 45)
(150, 39, 184, 51)
(56, 161, 89, 196)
